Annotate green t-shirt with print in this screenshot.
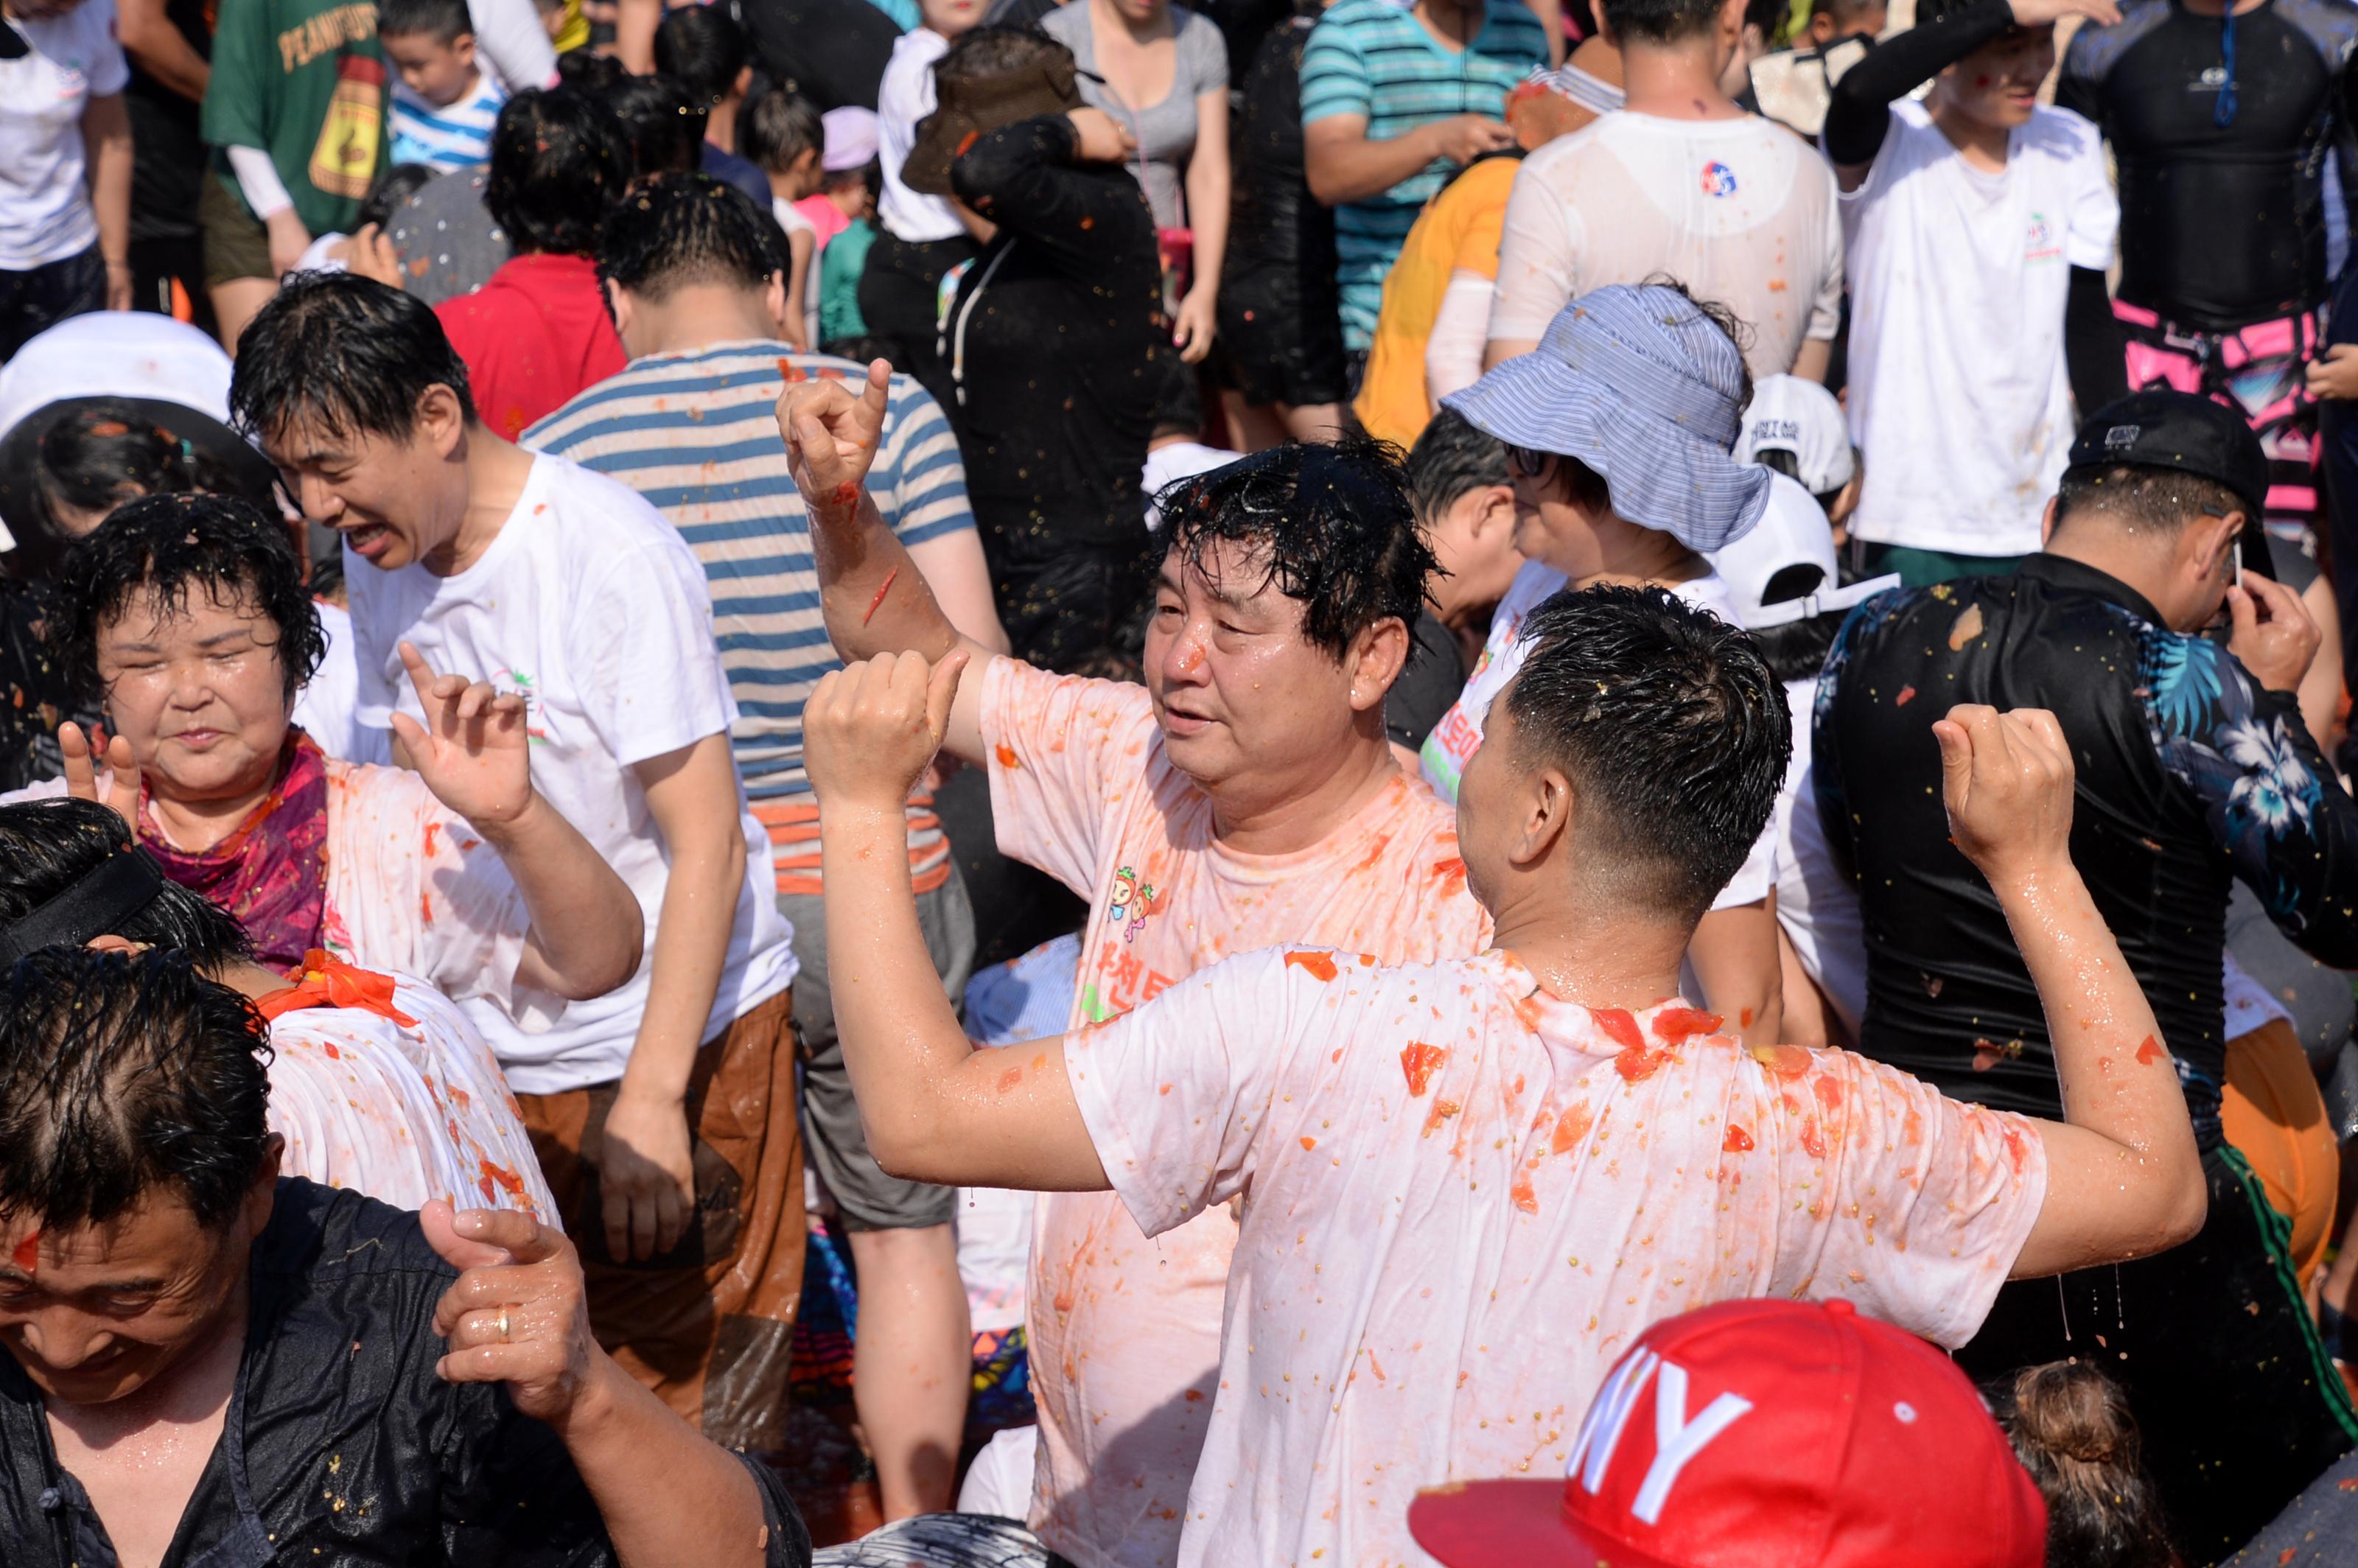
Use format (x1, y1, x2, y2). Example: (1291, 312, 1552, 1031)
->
(202, 0, 386, 237)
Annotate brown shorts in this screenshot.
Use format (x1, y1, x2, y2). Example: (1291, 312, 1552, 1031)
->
(516, 986, 804, 1451)
(199, 174, 273, 290)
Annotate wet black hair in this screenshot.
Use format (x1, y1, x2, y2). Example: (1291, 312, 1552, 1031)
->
(603, 74, 707, 178)
(741, 83, 824, 175)
(377, 0, 471, 42)
(654, 4, 750, 111)
(598, 172, 785, 305)
(486, 87, 634, 256)
(1986, 1362, 2176, 1568)
(55, 492, 326, 706)
(2052, 464, 2256, 539)
(29, 402, 237, 579)
(0, 798, 251, 968)
(1507, 586, 1791, 923)
(1404, 406, 1510, 523)
(1155, 436, 1438, 666)
(0, 945, 270, 1233)
(558, 47, 629, 93)
(356, 161, 437, 232)
(229, 272, 477, 444)
(1603, 0, 1732, 44)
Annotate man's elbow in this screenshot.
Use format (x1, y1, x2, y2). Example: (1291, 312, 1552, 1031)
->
(861, 1107, 951, 1186)
(566, 900, 646, 1001)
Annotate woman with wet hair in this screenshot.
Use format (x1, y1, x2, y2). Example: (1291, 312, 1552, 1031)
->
(1987, 1362, 2177, 1568)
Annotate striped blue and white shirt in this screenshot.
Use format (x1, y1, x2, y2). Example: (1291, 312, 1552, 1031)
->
(391, 72, 507, 173)
(524, 345, 978, 895)
(1299, 0, 1548, 350)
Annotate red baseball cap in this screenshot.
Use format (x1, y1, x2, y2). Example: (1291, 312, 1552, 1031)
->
(1407, 1298, 2048, 1568)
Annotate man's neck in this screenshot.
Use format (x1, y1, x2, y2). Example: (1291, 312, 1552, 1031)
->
(628, 289, 783, 360)
(425, 429, 534, 578)
(1490, 895, 1690, 1013)
(1617, 39, 1746, 120)
(2042, 528, 2193, 631)
(1928, 97, 2012, 173)
(1413, 0, 1483, 52)
(1206, 730, 1401, 858)
(708, 100, 740, 154)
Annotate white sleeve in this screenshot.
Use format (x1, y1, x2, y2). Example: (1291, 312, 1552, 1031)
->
(226, 144, 294, 220)
(1807, 165, 1844, 340)
(1424, 270, 1494, 403)
(2063, 119, 2120, 270)
(85, 0, 130, 95)
(466, 0, 559, 91)
(580, 540, 738, 766)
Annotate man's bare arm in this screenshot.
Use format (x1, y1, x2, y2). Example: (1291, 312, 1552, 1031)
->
(1931, 707, 2206, 1279)
(808, 651, 1109, 1191)
(778, 361, 998, 764)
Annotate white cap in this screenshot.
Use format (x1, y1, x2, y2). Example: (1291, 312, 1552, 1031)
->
(822, 106, 881, 172)
(1707, 472, 1897, 630)
(1736, 374, 1854, 496)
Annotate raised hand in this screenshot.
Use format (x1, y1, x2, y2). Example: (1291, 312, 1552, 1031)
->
(59, 721, 141, 835)
(387, 641, 533, 829)
(425, 1200, 598, 1425)
(777, 357, 892, 528)
(804, 649, 968, 813)
(2225, 570, 2323, 696)
(1934, 704, 2077, 886)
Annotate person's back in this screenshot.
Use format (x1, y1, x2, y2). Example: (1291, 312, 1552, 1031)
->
(1483, 0, 1842, 379)
(1815, 391, 2358, 1555)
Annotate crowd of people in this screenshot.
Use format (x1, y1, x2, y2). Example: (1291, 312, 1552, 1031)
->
(1, 0, 2357, 1561)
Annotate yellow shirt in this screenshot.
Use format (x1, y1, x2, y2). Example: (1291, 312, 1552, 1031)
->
(1353, 154, 1520, 451)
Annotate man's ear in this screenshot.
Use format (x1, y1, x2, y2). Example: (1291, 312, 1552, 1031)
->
(453, 32, 477, 70)
(1512, 763, 1575, 870)
(1347, 615, 1412, 714)
(1474, 483, 1517, 539)
(2039, 491, 2060, 546)
(2190, 509, 2245, 583)
(242, 1135, 285, 1243)
(417, 383, 469, 459)
(763, 269, 788, 334)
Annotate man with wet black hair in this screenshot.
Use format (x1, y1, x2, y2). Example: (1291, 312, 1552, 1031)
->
(796, 585, 2203, 1568)
(783, 368, 1483, 1568)
(0, 942, 814, 1567)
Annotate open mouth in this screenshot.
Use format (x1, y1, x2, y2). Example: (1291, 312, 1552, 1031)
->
(342, 520, 396, 560)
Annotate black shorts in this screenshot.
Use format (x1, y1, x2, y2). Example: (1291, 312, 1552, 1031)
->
(1217, 262, 1348, 410)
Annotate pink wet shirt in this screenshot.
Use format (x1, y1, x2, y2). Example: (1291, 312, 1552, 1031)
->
(1067, 948, 2049, 1568)
(981, 658, 1491, 1568)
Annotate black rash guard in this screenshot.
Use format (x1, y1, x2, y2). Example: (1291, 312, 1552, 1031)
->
(2057, 0, 2358, 331)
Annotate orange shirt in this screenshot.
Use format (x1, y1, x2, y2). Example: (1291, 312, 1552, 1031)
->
(980, 657, 1490, 1568)
(1352, 155, 1520, 451)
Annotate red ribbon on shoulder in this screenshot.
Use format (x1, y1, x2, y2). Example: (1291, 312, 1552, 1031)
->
(255, 950, 420, 1028)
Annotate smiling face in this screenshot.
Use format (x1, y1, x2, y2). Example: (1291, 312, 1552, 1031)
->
(261, 393, 469, 573)
(96, 582, 295, 810)
(1934, 26, 2057, 131)
(1143, 538, 1375, 796)
(0, 1179, 268, 1407)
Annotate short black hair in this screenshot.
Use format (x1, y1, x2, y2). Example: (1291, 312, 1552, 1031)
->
(741, 83, 824, 175)
(1603, 0, 1729, 43)
(0, 945, 270, 1233)
(0, 798, 252, 968)
(558, 47, 629, 93)
(377, 0, 472, 41)
(486, 88, 634, 256)
(56, 492, 326, 706)
(1404, 406, 1509, 523)
(1155, 437, 1438, 665)
(603, 74, 707, 178)
(229, 271, 477, 443)
(598, 172, 784, 305)
(33, 400, 230, 533)
(654, 4, 750, 110)
(356, 162, 437, 232)
(1506, 586, 1791, 923)
(2052, 463, 2254, 537)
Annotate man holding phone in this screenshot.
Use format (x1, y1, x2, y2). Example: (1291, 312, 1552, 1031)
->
(1814, 388, 2358, 1556)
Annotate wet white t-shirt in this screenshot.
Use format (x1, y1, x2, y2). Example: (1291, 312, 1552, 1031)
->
(1488, 111, 1844, 377)
(1068, 946, 2047, 1568)
(348, 453, 797, 1092)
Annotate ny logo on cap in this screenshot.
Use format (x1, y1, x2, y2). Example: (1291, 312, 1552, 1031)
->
(1564, 1348, 1753, 1525)
(2104, 424, 2143, 449)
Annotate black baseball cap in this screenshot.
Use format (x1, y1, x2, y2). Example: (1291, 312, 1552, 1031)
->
(2067, 390, 2272, 520)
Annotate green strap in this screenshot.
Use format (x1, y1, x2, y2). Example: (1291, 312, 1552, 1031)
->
(2217, 1142, 2358, 1443)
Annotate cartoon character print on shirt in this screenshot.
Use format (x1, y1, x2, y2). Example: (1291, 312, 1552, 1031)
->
(489, 667, 552, 745)
(1700, 160, 1739, 197)
(1105, 864, 1160, 944)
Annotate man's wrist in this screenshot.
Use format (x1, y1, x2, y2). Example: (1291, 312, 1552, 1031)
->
(465, 785, 547, 843)
(545, 1343, 631, 1445)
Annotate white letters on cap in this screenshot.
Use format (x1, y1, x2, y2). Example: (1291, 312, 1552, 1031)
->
(1562, 1351, 1754, 1527)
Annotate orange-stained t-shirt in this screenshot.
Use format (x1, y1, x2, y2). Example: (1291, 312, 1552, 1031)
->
(1352, 154, 1519, 451)
(980, 656, 1491, 1568)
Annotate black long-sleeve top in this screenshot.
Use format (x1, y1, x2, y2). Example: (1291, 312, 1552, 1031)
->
(945, 114, 1170, 556)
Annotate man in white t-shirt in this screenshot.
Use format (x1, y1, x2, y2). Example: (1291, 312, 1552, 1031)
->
(864, 0, 986, 413)
(0, 0, 133, 357)
(1483, 0, 1844, 380)
(225, 272, 803, 1454)
(799, 588, 2205, 1568)
(1820, 0, 2124, 583)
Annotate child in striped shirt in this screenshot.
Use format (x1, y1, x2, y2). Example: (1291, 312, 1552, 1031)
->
(382, 0, 508, 172)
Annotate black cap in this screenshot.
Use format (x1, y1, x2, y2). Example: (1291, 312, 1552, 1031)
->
(2067, 390, 2271, 520)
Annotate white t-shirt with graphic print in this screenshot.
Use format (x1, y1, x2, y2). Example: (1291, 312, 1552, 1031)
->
(1066, 945, 2047, 1568)
(1836, 99, 2118, 557)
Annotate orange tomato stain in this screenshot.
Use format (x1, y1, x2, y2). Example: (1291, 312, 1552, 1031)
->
(480, 1160, 525, 1197)
(2135, 1034, 2163, 1065)
(1895, 685, 1917, 707)
(1799, 1119, 1828, 1160)
(1400, 1041, 1448, 1097)
(12, 1231, 37, 1272)
(1614, 1046, 1668, 1082)
(777, 359, 806, 382)
(1284, 951, 1339, 982)
(422, 822, 439, 857)
(1747, 1040, 1811, 1079)
(996, 1068, 1023, 1094)
(1811, 1075, 1843, 1111)
(1300, 1136, 1318, 1152)
(1651, 1007, 1723, 1043)
(995, 742, 1022, 769)
(1422, 1098, 1463, 1136)
(1589, 1007, 1645, 1054)
(1511, 1175, 1538, 1214)
(1721, 1124, 1754, 1153)
(1550, 1102, 1594, 1154)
